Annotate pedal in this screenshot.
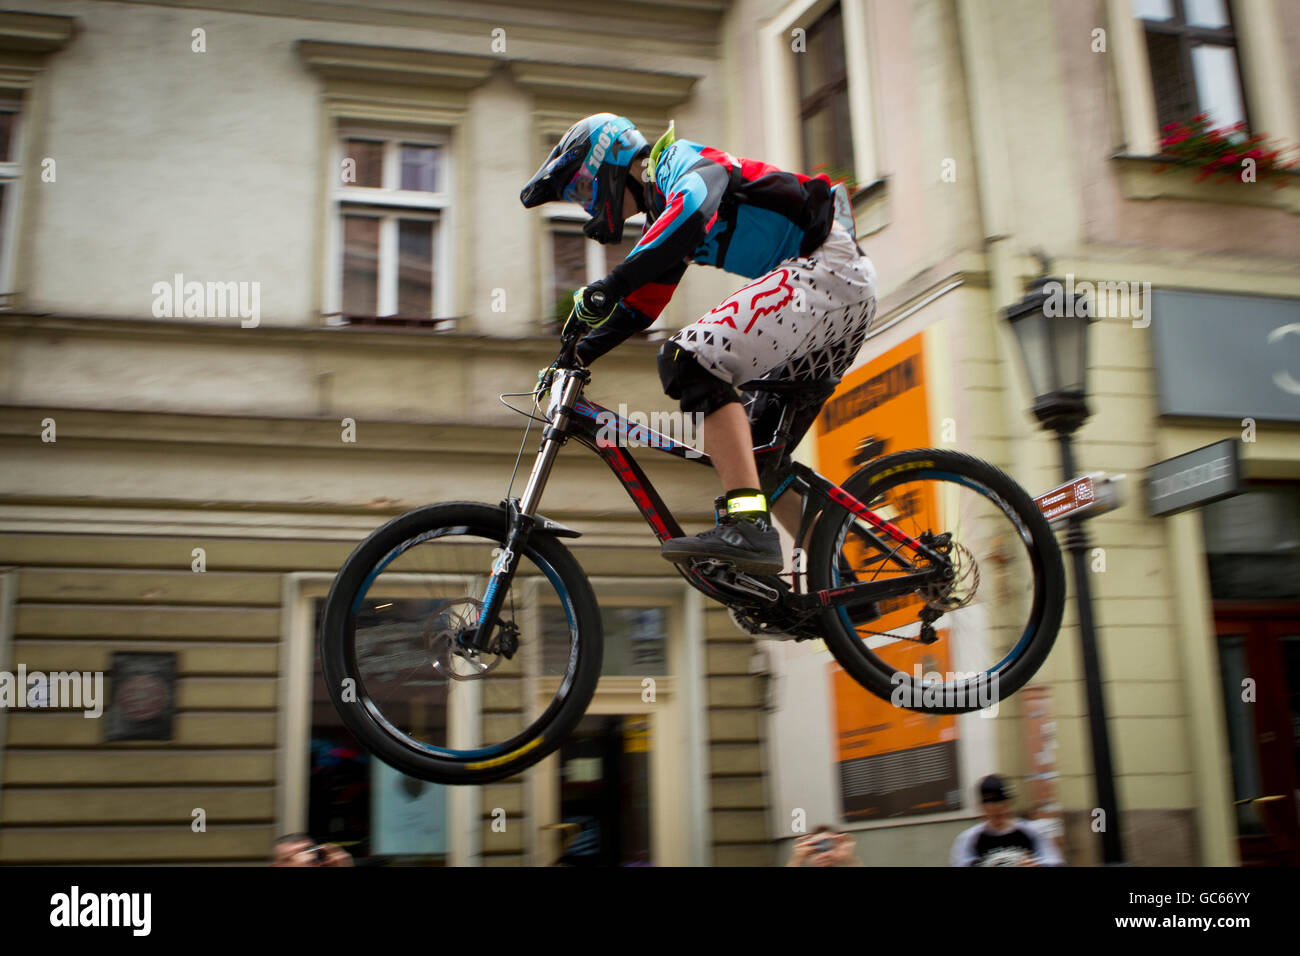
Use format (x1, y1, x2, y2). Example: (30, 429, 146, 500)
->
(689, 559, 780, 603)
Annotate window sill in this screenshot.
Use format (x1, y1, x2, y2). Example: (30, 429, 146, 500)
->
(1111, 154, 1300, 213)
(850, 176, 890, 237)
(324, 314, 459, 332)
(537, 321, 668, 342)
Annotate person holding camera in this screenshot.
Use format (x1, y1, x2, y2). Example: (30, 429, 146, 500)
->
(271, 833, 353, 867)
(787, 824, 860, 866)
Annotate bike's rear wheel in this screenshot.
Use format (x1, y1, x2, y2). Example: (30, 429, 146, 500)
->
(319, 502, 602, 784)
(809, 449, 1065, 713)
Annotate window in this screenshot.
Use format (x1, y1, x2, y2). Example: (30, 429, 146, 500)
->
(330, 128, 452, 329)
(0, 92, 23, 302)
(544, 216, 641, 333)
(1202, 484, 1300, 600)
(542, 604, 669, 677)
(1132, 0, 1248, 132)
(796, 2, 855, 183)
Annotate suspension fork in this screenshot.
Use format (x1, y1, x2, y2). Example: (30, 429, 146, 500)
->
(467, 368, 588, 651)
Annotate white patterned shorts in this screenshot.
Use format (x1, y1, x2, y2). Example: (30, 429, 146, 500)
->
(669, 224, 878, 398)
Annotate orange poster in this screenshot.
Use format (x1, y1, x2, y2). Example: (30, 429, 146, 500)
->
(816, 332, 962, 820)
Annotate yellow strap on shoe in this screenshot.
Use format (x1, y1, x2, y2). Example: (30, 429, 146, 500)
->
(726, 493, 767, 515)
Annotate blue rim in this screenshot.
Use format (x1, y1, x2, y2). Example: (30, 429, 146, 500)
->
(351, 528, 579, 760)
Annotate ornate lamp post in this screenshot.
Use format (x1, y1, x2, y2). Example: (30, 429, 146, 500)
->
(1003, 276, 1126, 865)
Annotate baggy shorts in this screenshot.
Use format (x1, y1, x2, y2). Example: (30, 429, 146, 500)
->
(669, 224, 878, 393)
(667, 224, 878, 439)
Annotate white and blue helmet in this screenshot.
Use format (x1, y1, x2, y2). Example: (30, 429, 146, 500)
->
(520, 113, 648, 243)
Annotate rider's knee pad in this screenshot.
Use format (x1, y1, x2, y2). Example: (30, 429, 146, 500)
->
(656, 343, 740, 417)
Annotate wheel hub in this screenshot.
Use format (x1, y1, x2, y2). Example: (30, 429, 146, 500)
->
(424, 598, 508, 681)
(922, 539, 980, 611)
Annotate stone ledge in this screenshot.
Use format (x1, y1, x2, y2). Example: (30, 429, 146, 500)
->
(297, 40, 498, 90)
(509, 60, 698, 111)
(0, 11, 76, 54)
(1112, 153, 1300, 214)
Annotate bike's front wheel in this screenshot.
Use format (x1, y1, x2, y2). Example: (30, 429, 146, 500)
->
(319, 502, 602, 784)
(809, 449, 1065, 714)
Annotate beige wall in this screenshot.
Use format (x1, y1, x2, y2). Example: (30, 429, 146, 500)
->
(22, 0, 738, 332)
(726, 0, 1298, 866)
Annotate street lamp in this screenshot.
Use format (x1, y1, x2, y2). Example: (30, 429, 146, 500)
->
(1003, 275, 1126, 865)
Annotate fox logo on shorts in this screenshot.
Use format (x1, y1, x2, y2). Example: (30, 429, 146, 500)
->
(706, 269, 795, 334)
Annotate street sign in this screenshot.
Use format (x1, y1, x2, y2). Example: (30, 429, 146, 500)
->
(1145, 439, 1241, 517)
(1034, 473, 1124, 524)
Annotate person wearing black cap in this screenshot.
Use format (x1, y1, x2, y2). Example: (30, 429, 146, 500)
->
(949, 775, 1065, 867)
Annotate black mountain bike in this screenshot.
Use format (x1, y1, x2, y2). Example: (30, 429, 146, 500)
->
(320, 321, 1065, 784)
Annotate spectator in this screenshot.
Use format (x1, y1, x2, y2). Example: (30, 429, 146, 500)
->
(787, 823, 860, 866)
(272, 833, 353, 867)
(950, 775, 1065, 866)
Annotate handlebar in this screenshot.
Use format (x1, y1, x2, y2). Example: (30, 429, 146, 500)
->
(554, 309, 587, 370)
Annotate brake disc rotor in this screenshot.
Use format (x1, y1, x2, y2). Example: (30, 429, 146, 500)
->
(424, 598, 504, 681)
(923, 539, 980, 611)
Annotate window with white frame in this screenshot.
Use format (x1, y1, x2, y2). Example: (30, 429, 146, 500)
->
(1132, 0, 1248, 132)
(0, 91, 24, 302)
(542, 603, 669, 677)
(331, 128, 452, 328)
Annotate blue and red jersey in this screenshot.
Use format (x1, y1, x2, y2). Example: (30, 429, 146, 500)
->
(576, 139, 836, 364)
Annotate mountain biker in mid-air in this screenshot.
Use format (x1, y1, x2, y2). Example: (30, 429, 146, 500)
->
(521, 113, 878, 575)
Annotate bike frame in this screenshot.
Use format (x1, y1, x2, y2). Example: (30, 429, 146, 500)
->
(469, 354, 951, 650)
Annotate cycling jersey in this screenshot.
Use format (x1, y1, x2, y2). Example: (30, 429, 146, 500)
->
(576, 139, 837, 365)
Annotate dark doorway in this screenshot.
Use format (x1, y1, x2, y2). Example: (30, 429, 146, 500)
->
(552, 714, 652, 866)
(1204, 483, 1300, 865)
(1214, 608, 1300, 866)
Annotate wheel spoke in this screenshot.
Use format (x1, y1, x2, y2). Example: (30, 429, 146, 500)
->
(816, 455, 1064, 713)
(319, 505, 602, 782)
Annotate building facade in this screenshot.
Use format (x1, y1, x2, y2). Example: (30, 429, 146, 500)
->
(1, 0, 1297, 866)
